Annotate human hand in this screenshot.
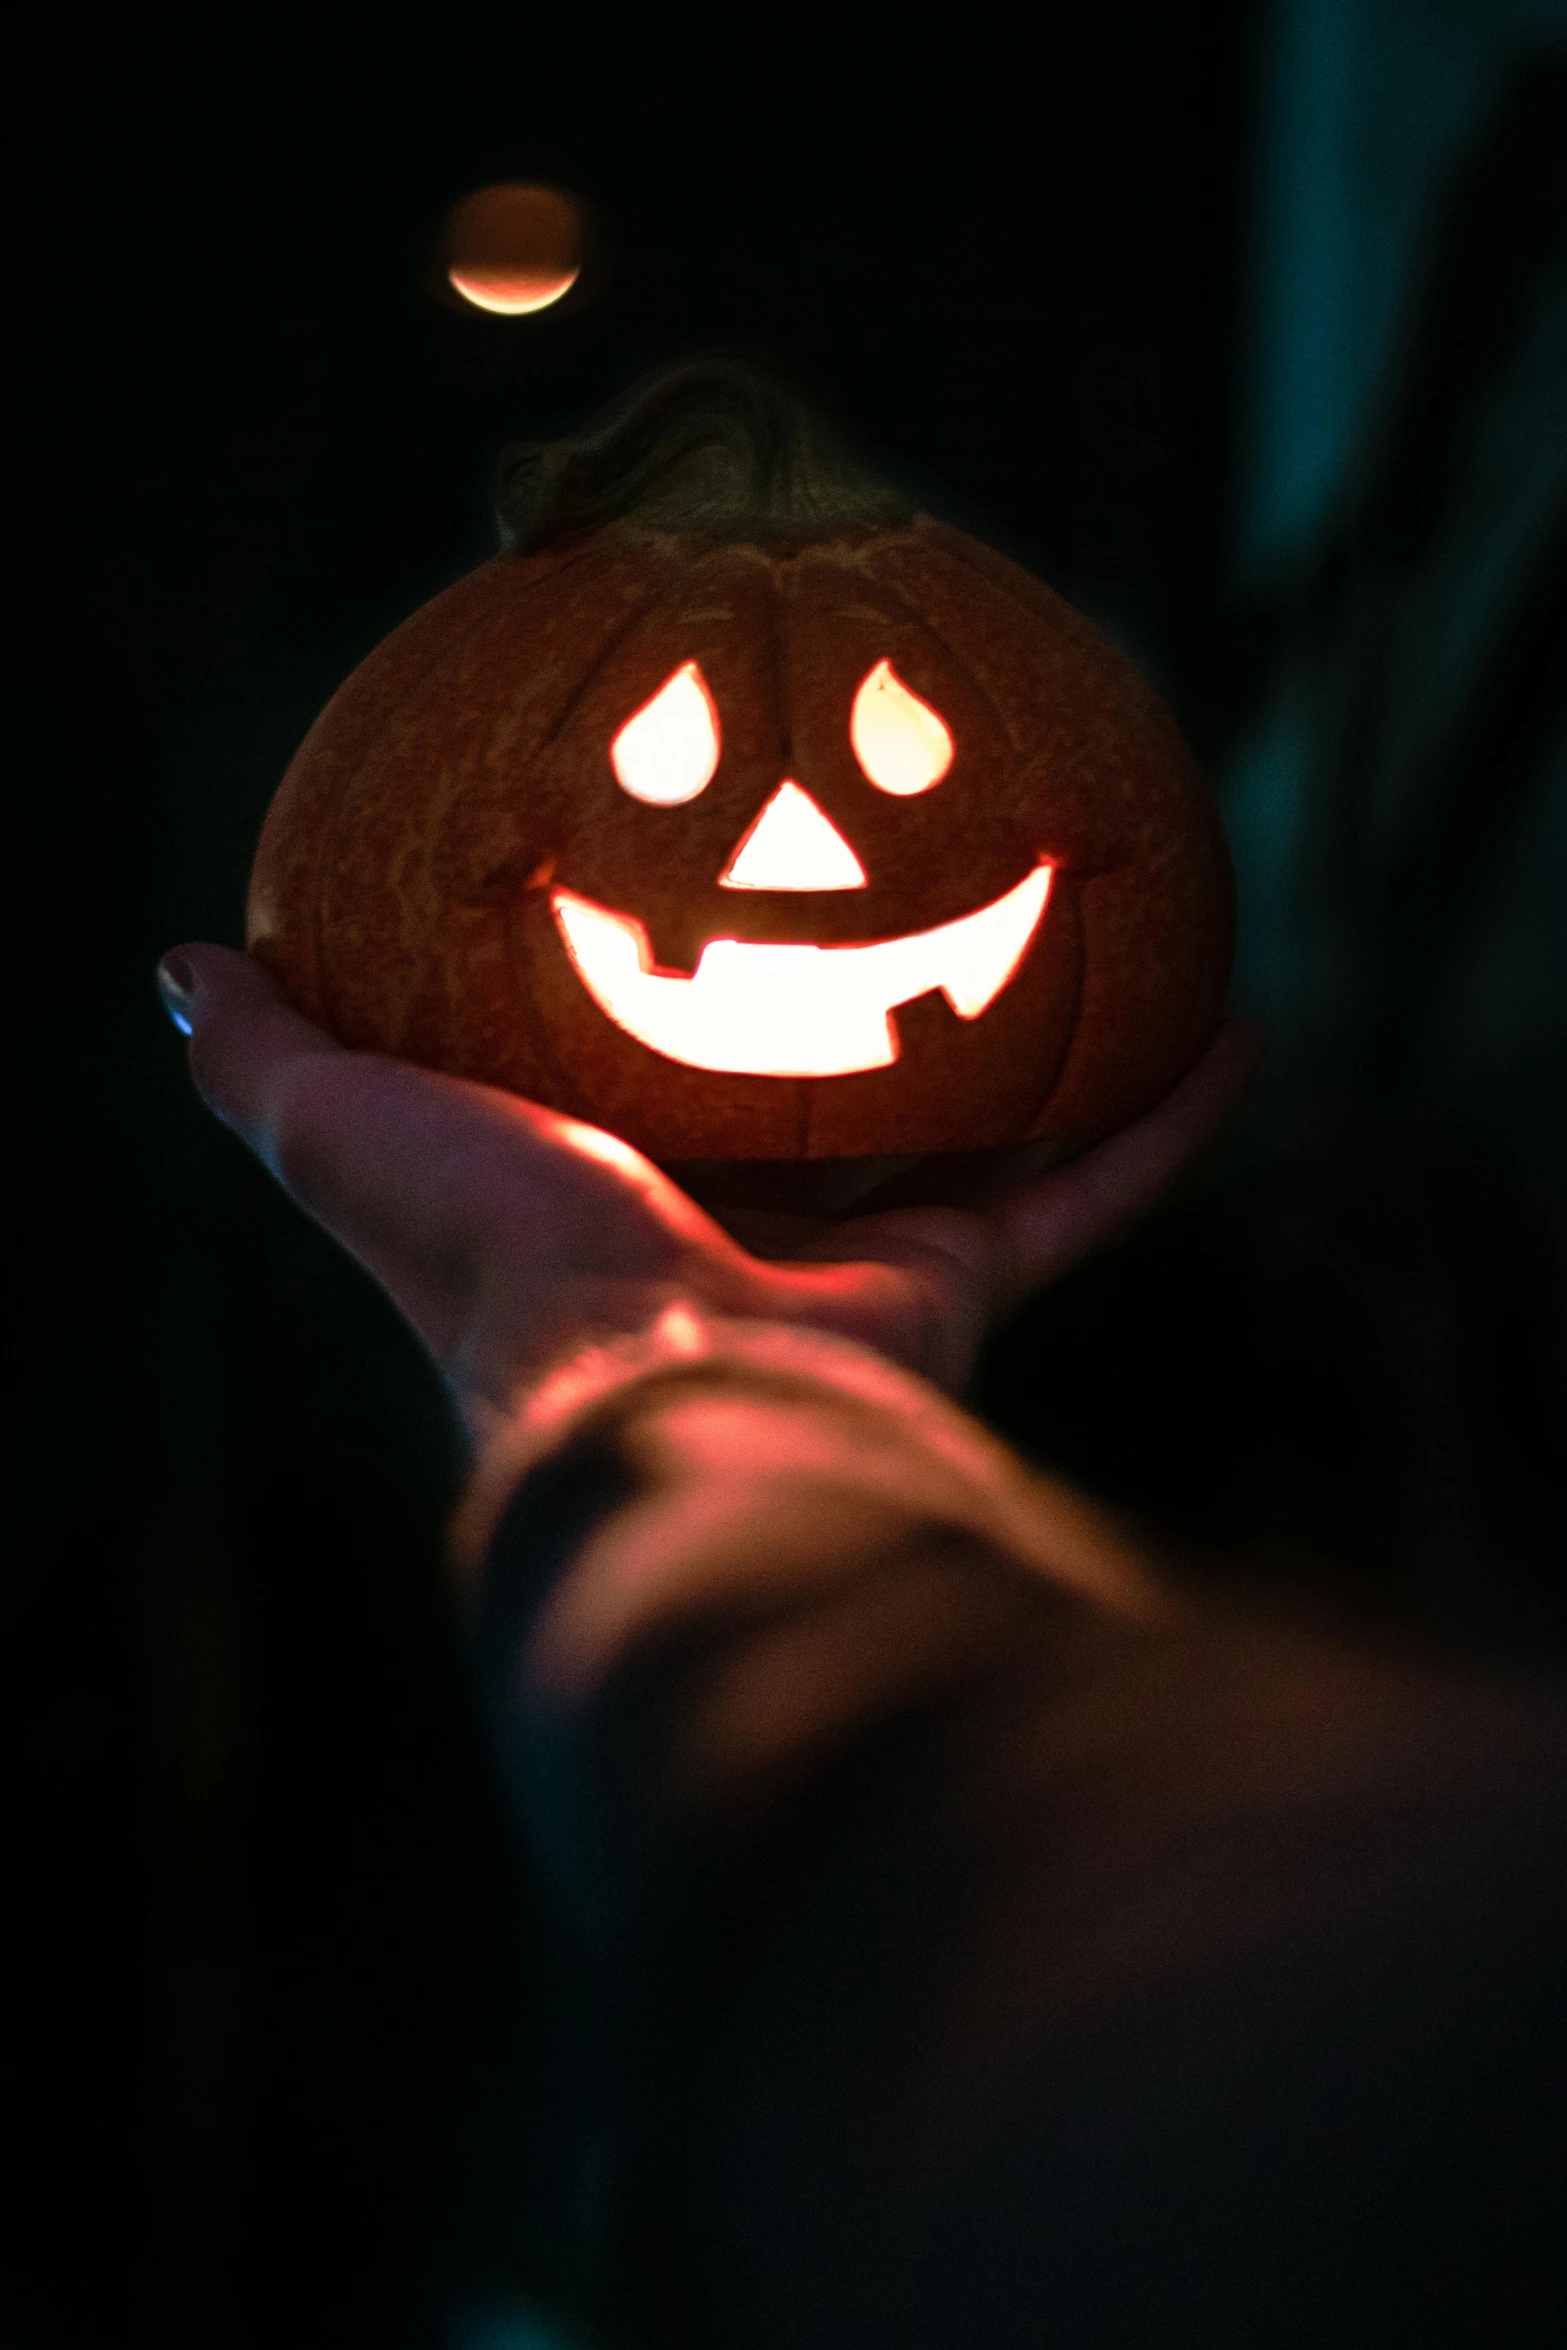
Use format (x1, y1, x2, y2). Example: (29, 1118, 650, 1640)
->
(158, 945, 1258, 1434)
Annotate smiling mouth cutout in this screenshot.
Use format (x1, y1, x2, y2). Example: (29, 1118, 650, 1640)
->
(551, 863, 1053, 1077)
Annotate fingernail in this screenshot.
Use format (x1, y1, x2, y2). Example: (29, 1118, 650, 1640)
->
(156, 954, 196, 1037)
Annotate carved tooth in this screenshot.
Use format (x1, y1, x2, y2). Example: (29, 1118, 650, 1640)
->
(551, 865, 1052, 1079)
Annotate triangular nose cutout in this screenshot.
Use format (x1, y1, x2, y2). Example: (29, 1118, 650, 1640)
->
(720, 782, 868, 890)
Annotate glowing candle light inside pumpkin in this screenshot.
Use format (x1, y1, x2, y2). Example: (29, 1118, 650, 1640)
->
(552, 863, 1052, 1076)
(610, 662, 721, 805)
(721, 782, 867, 890)
(850, 659, 954, 795)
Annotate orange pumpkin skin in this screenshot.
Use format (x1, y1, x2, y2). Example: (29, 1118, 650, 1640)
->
(248, 400, 1232, 1163)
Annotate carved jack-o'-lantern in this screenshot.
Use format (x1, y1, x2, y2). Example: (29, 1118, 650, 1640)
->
(248, 363, 1233, 1163)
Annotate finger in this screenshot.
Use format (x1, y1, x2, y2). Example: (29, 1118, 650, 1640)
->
(158, 944, 553, 1349)
(162, 944, 506, 1241)
(159, 943, 347, 1151)
(987, 1020, 1263, 1309)
(156, 945, 745, 1353)
(159, 943, 681, 1248)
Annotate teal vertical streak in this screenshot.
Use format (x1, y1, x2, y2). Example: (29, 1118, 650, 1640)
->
(1226, 0, 1567, 1077)
(1244, 0, 1363, 567)
(1240, 0, 1567, 576)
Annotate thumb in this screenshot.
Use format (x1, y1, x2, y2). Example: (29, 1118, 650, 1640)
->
(990, 1021, 1264, 1309)
(157, 943, 348, 1171)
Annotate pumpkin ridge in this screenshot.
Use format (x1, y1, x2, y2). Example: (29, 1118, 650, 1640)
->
(772, 557, 826, 774)
(765, 577, 791, 771)
(902, 524, 1147, 709)
(852, 534, 1032, 760)
(326, 545, 599, 803)
(871, 528, 1183, 841)
(1024, 891, 1090, 1137)
(907, 524, 1192, 775)
(298, 555, 582, 948)
(531, 573, 680, 760)
(251, 559, 530, 1012)
(505, 900, 594, 1109)
(310, 552, 594, 1031)
(908, 516, 1090, 637)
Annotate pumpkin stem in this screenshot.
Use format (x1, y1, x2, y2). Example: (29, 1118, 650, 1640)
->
(496, 357, 913, 550)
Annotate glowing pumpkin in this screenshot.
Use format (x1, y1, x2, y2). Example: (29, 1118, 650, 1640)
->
(247, 362, 1233, 1162)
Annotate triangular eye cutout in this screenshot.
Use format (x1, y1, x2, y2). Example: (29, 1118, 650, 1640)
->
(850, 659, 954, 795)
(721, 782, 868, 890)
(611, 661, 720, 805)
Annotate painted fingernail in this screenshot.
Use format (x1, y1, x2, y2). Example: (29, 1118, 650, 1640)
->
(156, 954, 196, 1036)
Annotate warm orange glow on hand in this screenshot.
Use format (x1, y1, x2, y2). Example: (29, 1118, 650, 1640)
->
(850, 659, 954, 795)
(720, 782, 868, 890)
(610, 662, 722, 805)
(552, 864, 1051, 1076)
(446, 263, 581, 315)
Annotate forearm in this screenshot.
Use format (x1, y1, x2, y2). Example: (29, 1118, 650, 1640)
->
(456, 1313, 1567, 2348)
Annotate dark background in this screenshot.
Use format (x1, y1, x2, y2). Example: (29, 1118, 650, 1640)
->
(14, 9, 1565, 2345)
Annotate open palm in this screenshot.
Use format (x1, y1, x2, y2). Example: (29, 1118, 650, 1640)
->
(159, 945, 1258, 1435)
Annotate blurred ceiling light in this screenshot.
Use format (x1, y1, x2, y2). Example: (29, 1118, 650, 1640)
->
(451, 263, 579, 315)
(440, 183, 585, 317)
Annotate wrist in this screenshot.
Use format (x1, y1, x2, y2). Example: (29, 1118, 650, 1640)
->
(449, 1301, 1166, 1639)
(449, 1301, 943, 1579)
